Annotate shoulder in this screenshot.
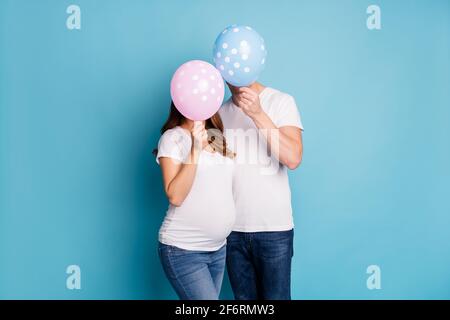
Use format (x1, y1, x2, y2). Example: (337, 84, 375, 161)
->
(262, 87, 295, 106)
(156, 127, 191, 164)
(159, 127, 190, 147)
(261, 87, 303, 128)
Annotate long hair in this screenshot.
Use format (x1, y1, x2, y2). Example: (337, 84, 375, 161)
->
(154, 101, 235, 158)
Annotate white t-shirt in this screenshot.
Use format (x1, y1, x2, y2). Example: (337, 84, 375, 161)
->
(218, 87, 304, 232)
(156, 126, 236, 251)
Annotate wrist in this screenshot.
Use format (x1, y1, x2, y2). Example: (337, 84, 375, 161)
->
(250, 110, 267, 126)
(190, 144, 201, 160)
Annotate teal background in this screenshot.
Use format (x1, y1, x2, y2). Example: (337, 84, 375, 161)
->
(1, 0, 449, 299)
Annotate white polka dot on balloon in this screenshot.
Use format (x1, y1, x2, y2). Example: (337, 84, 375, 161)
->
(231, 48, 237, 54)
(222, 43, 228, 49)
(224, 57, 230, 63)
(234, 62, 240, 69)
(242, 54, 248, 60)
(244, 67, 250, 73)
(228, 70, 234, 76)
(197, 79, 209, 91)
(233, 28, 239, 32)
(192, 75, 199, 81)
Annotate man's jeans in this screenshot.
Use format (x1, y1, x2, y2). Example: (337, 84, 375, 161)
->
(158, 242, 226, 300)
(226, 229, 294, 300)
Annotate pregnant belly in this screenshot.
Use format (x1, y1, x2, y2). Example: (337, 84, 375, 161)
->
(160, 206, 236, 247)
(201, 211, 235, 241)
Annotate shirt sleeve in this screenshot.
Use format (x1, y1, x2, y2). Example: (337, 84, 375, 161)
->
(156, 130, 190, 165)
(274, 95, 304, 130)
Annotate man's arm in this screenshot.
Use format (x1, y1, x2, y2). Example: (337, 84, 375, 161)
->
(234, 87, 303, 170)
(252, 113, 303, 170)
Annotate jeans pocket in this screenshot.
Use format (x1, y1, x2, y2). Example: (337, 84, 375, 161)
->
(226, 231, 242, 244)
(159, 248, 178, 280)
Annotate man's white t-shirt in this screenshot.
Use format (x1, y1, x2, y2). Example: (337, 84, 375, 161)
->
(219, 87, 303, 232)
(156, 126, 236, 251)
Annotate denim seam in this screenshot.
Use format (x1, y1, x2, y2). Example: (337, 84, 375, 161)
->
(166, 247, 190, 299)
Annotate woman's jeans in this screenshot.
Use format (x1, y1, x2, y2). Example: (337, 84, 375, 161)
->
(226, 229, 294, 300)
(158, 242, 226, 300)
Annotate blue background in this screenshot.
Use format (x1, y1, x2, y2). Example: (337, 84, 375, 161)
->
(1, 0, 449, 299)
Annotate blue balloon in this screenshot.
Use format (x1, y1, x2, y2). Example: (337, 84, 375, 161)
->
(213, 25, 267, 87)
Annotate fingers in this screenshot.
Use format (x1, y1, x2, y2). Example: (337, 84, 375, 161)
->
(192, 121, 205, 133)
(235, 94, 254, 107)
(238, 87, 257, 96)
(235, 89, 257, 108)
(193, 129, 206, 141)
(240, 91, 255, 100)
(238, 93, 255, 103)
(193, 121, 204, 130)
(236, 98, 253, 108)
(191, 121, 208, 145)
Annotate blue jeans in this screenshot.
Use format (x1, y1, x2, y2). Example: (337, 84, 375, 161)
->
(158, 242, 226, 300)
(226, 229, 294, 300)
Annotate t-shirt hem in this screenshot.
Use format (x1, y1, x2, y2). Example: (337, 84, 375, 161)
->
(231, 224, 294, 233)
(159, 238, 227, 252)
(155, 154, 184, 165)
(277, 123, 304, 131)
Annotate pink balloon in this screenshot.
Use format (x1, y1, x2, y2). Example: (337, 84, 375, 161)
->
(170, 60, 225, 121)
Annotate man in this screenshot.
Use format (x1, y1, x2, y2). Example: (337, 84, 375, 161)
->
(219, 81, 303, 300)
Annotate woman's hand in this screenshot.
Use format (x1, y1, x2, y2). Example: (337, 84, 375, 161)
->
(191, 121, 208, 154)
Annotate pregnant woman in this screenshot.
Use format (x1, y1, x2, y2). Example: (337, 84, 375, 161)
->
(155, 102, 236, 300)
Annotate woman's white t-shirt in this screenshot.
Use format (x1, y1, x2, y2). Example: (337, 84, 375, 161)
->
(156, 126, 235, 251)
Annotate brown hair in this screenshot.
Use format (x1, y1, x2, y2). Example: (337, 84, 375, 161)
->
(154, 101, 235, 158)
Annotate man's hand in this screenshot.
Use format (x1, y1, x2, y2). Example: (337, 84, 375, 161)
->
(233, 87, 263, 119)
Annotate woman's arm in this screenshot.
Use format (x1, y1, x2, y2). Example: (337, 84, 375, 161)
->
(159, 122, 207, 207)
